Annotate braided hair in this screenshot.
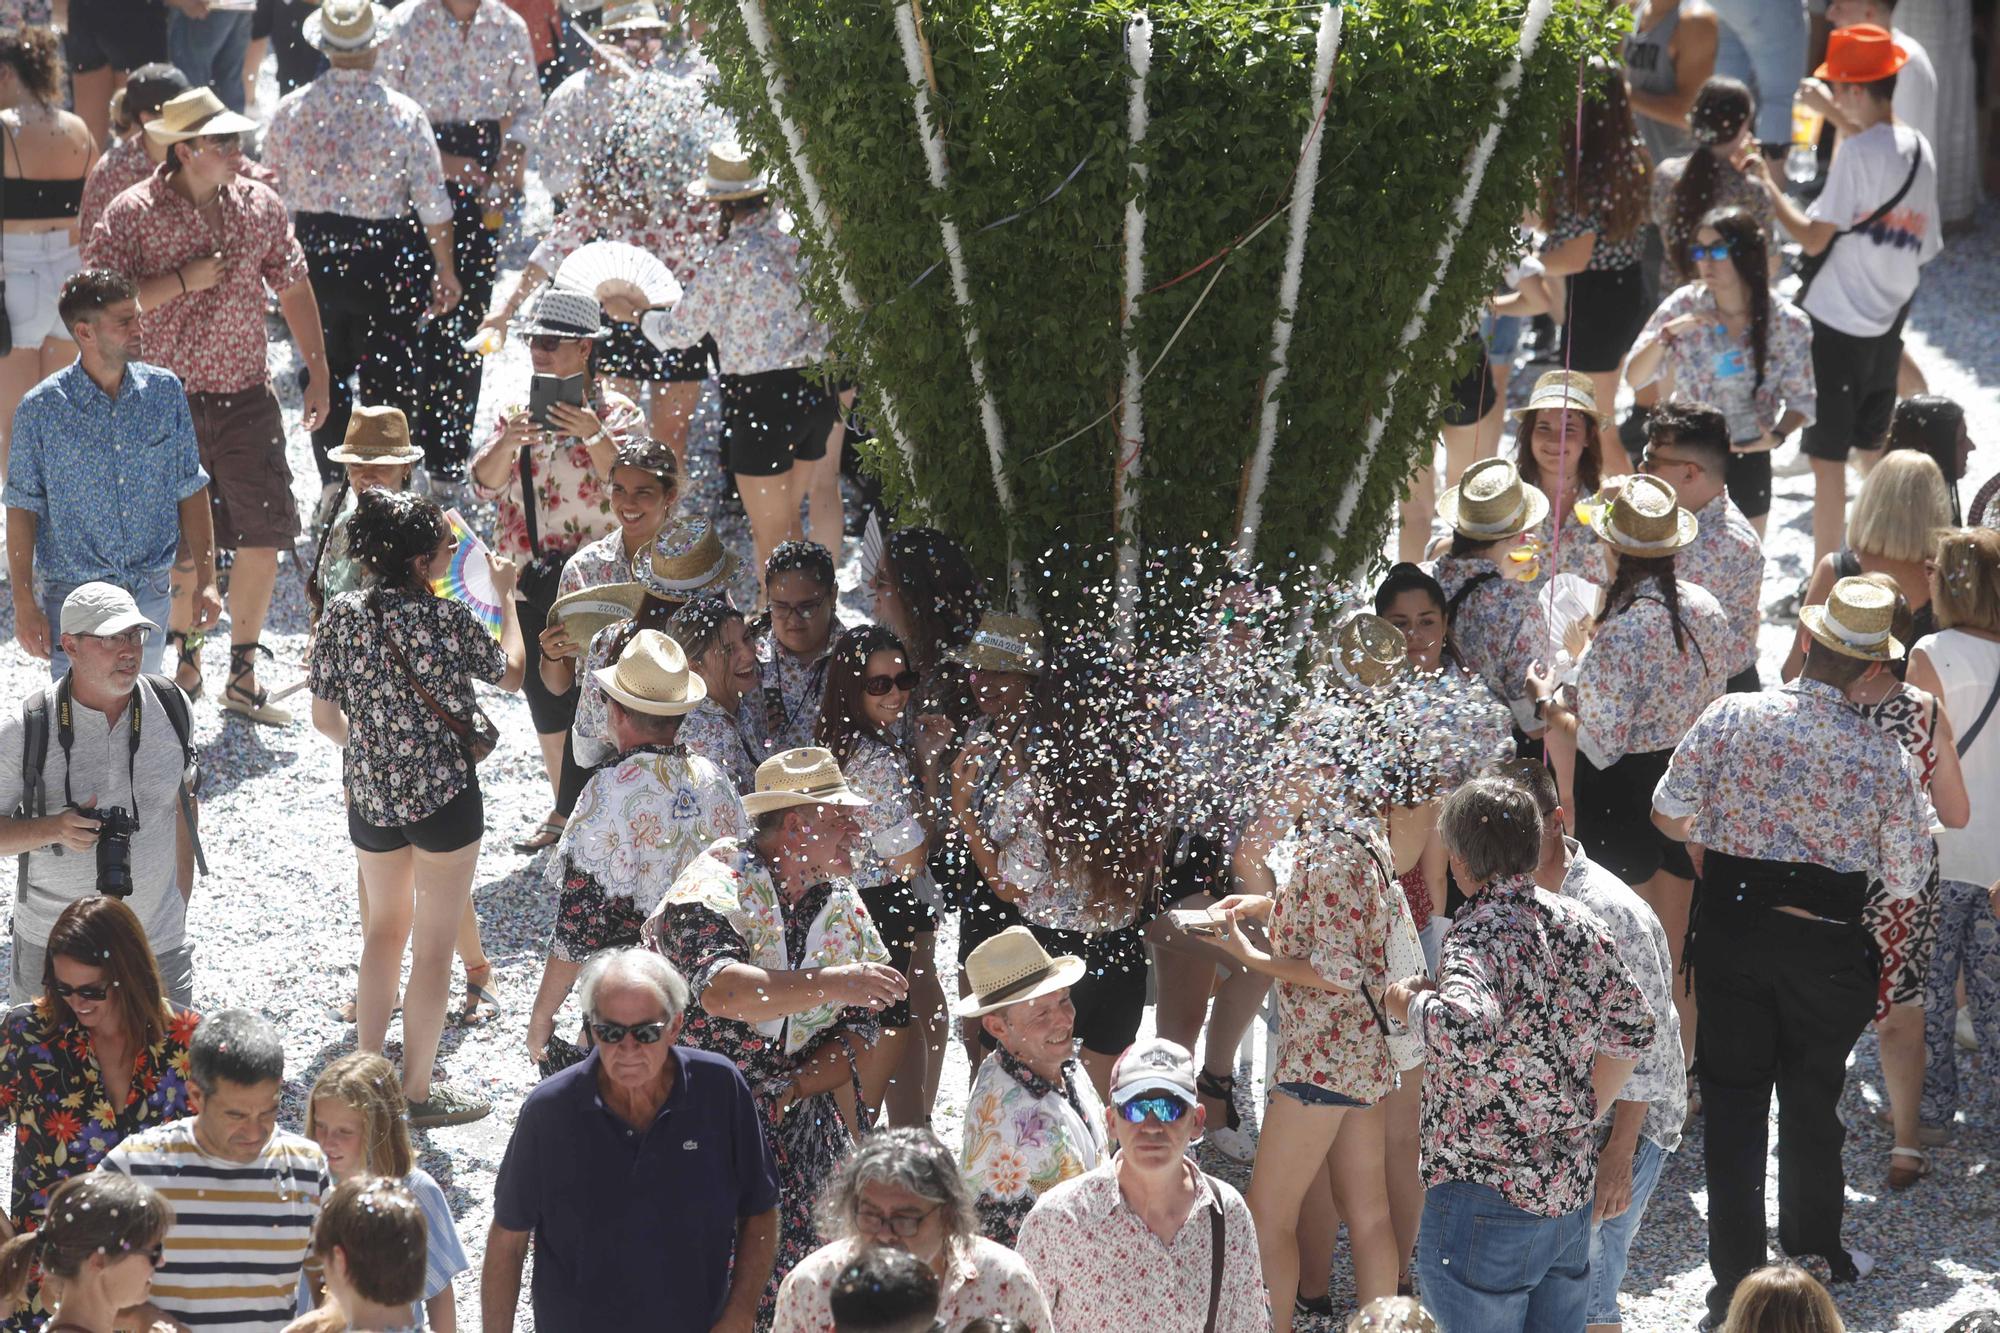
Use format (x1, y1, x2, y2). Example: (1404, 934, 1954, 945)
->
(1700, 206, 1771, 391)
(1601, 553, 1695, 656)
(348, 488, 449, 595)
(1665, 78, 1754, 283)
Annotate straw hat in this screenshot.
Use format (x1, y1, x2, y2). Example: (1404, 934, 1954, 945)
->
(741, 746, 874, 817)
(591, 628, 707, 716)
(304, 0, 390, 52)
(145, 87, 258, 144)
(688, 142, 769, 202)
(1800, 576, 1905, 662)
(1508, 369, 1615, 431)
(641, 516, 737, 601)
(1436, 457, 1551, 540)
(1331, 612, 1407, 691)
(954, 925, 1087, 1018)
(326, 404, 424, 465)
(515, 285, 608, 341)
(546, 581, 648, 640)
(1582, 474, 1699, 558)
(595, 0, 667, 31)
(946, 612, 1045, 676)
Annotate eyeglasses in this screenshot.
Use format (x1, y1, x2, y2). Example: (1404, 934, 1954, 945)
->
(588, 1019, 669, 1046)
(80, 627, 148, 648)
(855, 1202, 941, 1238)
(1689, 243, 1732, 262)
(769, 597, 827, 623)
(1639, 451, 1702, 476)
(528, 334, 580, 352)
(1218, 606, 1267, 629)
(1117, 1095, 1190, 1125)
(52, 980, 112, 1002)
(862, 670, 920, 696)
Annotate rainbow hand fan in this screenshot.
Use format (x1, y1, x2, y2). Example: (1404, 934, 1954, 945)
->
(433, 508, 504, 640)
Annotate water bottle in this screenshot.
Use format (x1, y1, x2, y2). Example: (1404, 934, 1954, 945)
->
(461, 327, 504, 356)
(1786, 99, 1822, 185)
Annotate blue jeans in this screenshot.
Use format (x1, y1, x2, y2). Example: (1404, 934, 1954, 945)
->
(1708, 0, 1808, 147)
(168, 8, 254, 113)
(1417, 1181, 1593, 1333)
(43, 570, 173, 680)
(1585, 1137, 1670, 1326)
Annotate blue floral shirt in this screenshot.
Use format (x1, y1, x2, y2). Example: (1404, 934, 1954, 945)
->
(3, 361, 209, 587)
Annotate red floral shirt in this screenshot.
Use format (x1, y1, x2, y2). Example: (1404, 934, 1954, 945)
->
(467, 389, 645, 562)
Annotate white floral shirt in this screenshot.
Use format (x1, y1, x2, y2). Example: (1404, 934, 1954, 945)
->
(532, 63, 620, 202)
(262, 68, 453, 224)
(1633, 282, 1817, 443)
(1676, 493, 1763, 678)
(1430, 553, 1549, 726)
(988, 774, 1138, 933)
(842, 733, 934, 900)
(774, 1236, 1052, 1333)
(549, 745, 746, 904)
(1567, 580, 1732, 768)
(961, 1048, 1106, 1247)
(1531, 502, 1605, 585)
(756, 636, 834, 754)
(376, 0, 543, 148)
(553, 524, 641, 597)
(650, 207, 829, 374)
(679, 698, 762, 795)
(1015, 1160, 1271, 1333)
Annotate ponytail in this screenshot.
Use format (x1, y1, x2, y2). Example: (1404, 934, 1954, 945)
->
(0, 1231, 41, 1312)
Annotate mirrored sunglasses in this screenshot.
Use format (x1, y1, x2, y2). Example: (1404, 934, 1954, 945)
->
(589, 1019, 669, 1046)
(1689, 243, 1732, 262)
(1117, 1095, 1189, 1124)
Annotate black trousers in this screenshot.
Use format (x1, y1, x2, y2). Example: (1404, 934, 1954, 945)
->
(407, 179, 499, 478)
(298, 212, 431, 485)
(1696, 900, 1878, 1323)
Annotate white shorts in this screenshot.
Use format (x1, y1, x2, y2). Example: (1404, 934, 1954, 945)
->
(2, 230, 82, 347)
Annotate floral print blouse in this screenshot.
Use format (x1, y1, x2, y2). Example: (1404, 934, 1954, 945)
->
(1567, 580, 1732, 768)
(842, 733, 933, 898)
(988, 774, 1140, 934)
(679, 698, 764, 795)
(1653, 679, 1934, 902)
(651, 208, 830, 375)
(1676, 493, 1764, 678)
(774, 1235, 1052, 1333)
(1406, 873, 1655, 1217)
(467, 389, 646, 564)
(308, 587, 507, 826)
(0, 1002, 201, 1229)
(1543, 178, 1647, 272)
(960, 1047, 1106, 1248)
(1633, 282, 1817, 444)
(1530, 503, 1605, 586)
(554, 525, 644, 597)
(1431, 553, 1550, 724)
(757, 635, 836, 755)
(550, 744, 746, 902)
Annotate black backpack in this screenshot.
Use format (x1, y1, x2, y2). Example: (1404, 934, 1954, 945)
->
(14, 674, 206, 897)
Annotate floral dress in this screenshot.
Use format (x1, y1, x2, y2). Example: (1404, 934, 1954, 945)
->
(1860, 684, 1944, 1018)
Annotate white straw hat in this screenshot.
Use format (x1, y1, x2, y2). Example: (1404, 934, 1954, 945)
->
(740, 747, 873, 817)
(592, 629, 706, 716)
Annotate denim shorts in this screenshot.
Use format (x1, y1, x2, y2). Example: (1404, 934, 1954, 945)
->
(1273, 1081, 1370, 1108)
(2, 231, 81, 349)
(1586, 1136, 1670, 1325)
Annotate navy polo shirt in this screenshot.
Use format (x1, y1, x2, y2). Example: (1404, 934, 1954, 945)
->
(493, 1045, 779, 1330)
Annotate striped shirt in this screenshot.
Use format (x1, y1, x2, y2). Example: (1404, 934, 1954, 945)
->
(101, 1122, 330, 1331)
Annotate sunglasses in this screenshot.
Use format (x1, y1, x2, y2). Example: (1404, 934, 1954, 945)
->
(53, 980, 112, 1002)
(862, 670, 920, 696)
(1117, 1095, 1189, 1125)
(588, 1019, 669, 1046)
(80, 627, 149, 648)
(193, 133, 241, 154)
(1689, 243, 1732, 262)
(1639, 451, 1702, 475)
(142, 1241, 166, 1266)
(855, 1202, 940, 1238)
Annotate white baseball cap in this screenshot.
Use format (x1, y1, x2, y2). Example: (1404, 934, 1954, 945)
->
(60, 582, 159, 638)
(1108, 1037, 1200, 1108)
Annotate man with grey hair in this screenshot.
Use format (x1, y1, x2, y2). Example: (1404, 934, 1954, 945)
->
(101, 1010, 330, 1332)
(485, 947, 778, 1333)
(773, 1127, 1051, 1332)
(1384, 776, 1655, 1333)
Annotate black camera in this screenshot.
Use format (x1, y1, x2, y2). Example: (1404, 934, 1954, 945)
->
(84, 806, 137, 898)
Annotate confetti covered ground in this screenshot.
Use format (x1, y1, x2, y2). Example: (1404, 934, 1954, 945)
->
(0, 171, 1995, 1333)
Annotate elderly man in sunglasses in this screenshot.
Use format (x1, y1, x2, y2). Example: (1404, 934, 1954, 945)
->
(1014, 1038, 1270, 1333)
(485, 947, 778, 1333)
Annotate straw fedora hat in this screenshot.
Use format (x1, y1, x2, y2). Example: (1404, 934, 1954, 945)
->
(1582, 474, 1699, 558)
(1801, 577, 1905, 662)
(1436, 457, 1551, 541)
(946, 612, 1045, 676)
(954, 925, 1087, 1018)
(741, 746, 873, 817)
(1331, 612, 1407, 691)
(641, 516, 737, 600)
(688, 142, 769, 202)
(591, 628, 707, 716)
(304, 0, 390, 52)
(1508, 369, 1616, 432)
(595, 0, 667, 31)
(547, 580, 648, 640)
(146, 87, 259, 144)
(326, 404, 424, 465)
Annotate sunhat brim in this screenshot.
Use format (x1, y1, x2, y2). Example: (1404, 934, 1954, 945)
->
(953, 954, 1088, 1018)
(740, 784, 874, 817)
(1436, 479, 1551, 540)
(1584, 503, 1700, 558)
(644, 547, 739, 599)
(326, 444, 424, 465)
(688, 176, 769, 201)
(147, 106, 260, 143)
(1507, 396, 1616, 432)
(1799, 604, 1905, 662)
(1814, 43, 1908, 82)
(597, 14, 670, 31)
(302, 10, 390, 52)
(591, 662, 708, 717)
(514, 320, 610, 341)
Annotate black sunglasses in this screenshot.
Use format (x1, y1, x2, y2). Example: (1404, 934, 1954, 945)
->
(589, 1019, 669, 1046)
(528, 333, 582, 351)
(862, 670, 920, 696)
(53, 980, 112, 1002)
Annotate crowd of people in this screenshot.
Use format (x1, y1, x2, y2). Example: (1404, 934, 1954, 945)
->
(0, 0, 1997, 1330)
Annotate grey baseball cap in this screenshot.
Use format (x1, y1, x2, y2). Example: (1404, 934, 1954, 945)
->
(60, 583, 159, 638)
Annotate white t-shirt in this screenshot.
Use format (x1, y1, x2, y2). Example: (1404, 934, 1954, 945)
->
(1803, 121, 1941, 337)
(1890, 27, 1939, 149)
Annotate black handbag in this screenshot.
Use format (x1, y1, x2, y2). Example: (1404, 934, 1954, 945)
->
(1793, 147, 1921, 302)
(375, 601, 500, 764)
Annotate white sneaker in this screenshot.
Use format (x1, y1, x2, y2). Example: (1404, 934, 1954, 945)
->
(1848, 1249, 1876, 1280)
(1202, 1124, 1255, 1164)
(1958, 1005, 1978, 1052)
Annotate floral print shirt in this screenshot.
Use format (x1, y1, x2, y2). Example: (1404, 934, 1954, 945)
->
(1567, 580, 1732, 768)
(263, 68, 454, 225)
(468, 389, 645, 563)
(1015, 1160, 1271, 1333)
(1676, 493, 1764, 678)
(79, 134, 150, 240)
(1632, 283, 1817, 444)
(1407, 873, 1655, 1217)
(774, 1235, 1052, 1333)
(551, 743, 746, 902)
(987, 773, 1139, 934)
(1556, 842, 1685, 1151)
(1543, 176, 1647, 272)
(376, 0, 543, 148)
(652, 208, 830, 375)
(757, 635, 835, 755)
(961, 1047, 1106, 1247)
(678, 699, 763, 796)
(85, 166, 310, 395)
(842, 733, 933, 897)
(1431, 553, 1550, 724)
(1530, 503, 1605, 586)
(554, 524, 643, 596)
(0, 1002, 201, 1230)
(308, 587, 507, 826)
(1653, 679, 1934, 902)
(532, 64, 620, 202)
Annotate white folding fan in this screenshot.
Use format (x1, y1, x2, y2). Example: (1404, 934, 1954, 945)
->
(554, 241, 684, 311)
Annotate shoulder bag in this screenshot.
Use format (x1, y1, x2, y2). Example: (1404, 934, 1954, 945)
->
(374, 600, 500, 764)
(1794, 146, 1922, 302)
(515, 444, 574, 630)
(1953, 663, 2000, 758)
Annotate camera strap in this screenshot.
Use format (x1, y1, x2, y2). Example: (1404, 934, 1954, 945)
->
(55, 675, 143, 830)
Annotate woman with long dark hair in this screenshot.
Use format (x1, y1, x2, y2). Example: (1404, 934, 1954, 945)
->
(308, 489, 525, 1127)
(1627, 205, 1815, 534)
(1886, 394, 1976, 525)
(1649, 77, 1776, 287)
(0, 1173, 172, 1333)
(671, 594, 765, 794)
(867, 526, 986, 735)
(817, 625, 948, 1125)
(1509, 371, 1610, 583)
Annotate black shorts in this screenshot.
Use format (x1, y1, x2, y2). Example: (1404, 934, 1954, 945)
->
(1572, 746, 1695, 883)
(858, 879, 937, 1029)
(599, 324, 714, 384)
(65, 0, 168, 73)
(519, 592, 581, 734)
(719, 368, 839, 477)
(1561, 262, 1649, 374)
(1028, 922, 1149, 1057)
(1726, 448, 1773, 521)
(1801, 311, 1907, 462)
(1441, 342, 1499, 428)
(349, 777, 484, 854)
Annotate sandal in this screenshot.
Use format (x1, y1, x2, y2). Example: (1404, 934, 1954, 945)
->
(221, 642, 293, 726)
(457, 962, 501, 1026)
(1888, 1145, 1934, 1190)
(513, 815, 566, 853)
(1196, 1068, 1255, 1163)
(166, 630, 206, 701)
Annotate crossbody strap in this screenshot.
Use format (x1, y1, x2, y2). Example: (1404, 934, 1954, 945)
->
(1204, 1185, 1225, 1333)
(373, 600, 472, 739)
(1803, 146, 1922, 296)
(517, 445, 544, 560)
(1445, 570, 1500, 625)
(1954, 665, 2000, 757)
